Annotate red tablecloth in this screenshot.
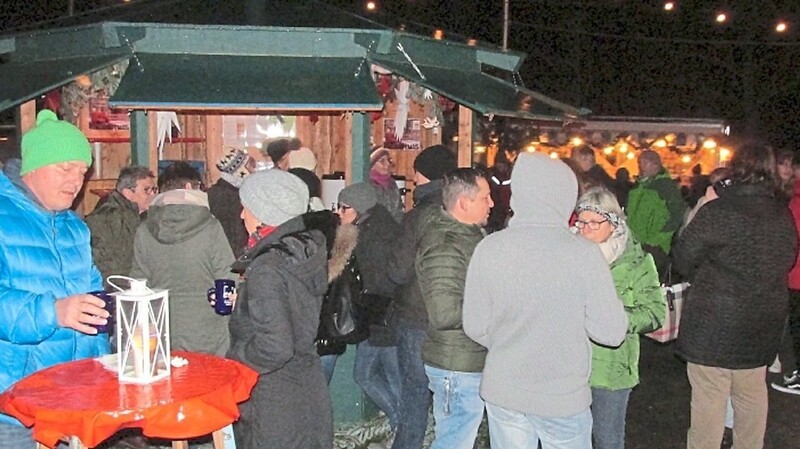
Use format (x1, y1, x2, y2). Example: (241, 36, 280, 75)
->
(0, 351, 258, 448)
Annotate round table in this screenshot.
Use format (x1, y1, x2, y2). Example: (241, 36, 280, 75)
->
(0, 351, 258, 449)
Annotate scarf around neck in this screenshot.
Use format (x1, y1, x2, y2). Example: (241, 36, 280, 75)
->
(370, 170, 394, 189)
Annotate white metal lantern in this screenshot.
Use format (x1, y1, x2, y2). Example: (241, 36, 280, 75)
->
(109, 277, 170, 383)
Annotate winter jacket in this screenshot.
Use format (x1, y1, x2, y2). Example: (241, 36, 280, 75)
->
(207, 178, 248, 259)
(627, 169, 686, 255)
(590, 236, 663, 391)
(463, 153, 628, 418)
(371, 179, 404, 223)
(673, 182, 796, 369)
(0, 160, 108, 426)
(85, 190, 142, 285)
(227, 216, 333, 449)
(354, 205, 401, 346)
(130, 189, 235, 357)
(388, 181, 443, 329)
(787, 179, 800, 290)
(416, 207, 486, 373)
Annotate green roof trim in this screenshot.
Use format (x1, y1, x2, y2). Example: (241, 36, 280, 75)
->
(0, 52, 130, 111)
(109, 53, 383, 111)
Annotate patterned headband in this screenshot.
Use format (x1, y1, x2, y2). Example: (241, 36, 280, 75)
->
(575, 203, 622, 229)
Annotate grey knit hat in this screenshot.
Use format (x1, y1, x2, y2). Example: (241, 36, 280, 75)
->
(338, 182, 377, 215)
(239, 169, 309, 226)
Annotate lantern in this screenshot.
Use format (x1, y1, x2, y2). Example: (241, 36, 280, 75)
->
(109, 277, 170, 384)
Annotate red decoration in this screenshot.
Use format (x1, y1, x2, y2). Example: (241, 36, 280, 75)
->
(309, 113, 319, 124)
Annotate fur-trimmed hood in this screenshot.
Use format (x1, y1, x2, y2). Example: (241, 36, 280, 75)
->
(328, 222, 358, 282)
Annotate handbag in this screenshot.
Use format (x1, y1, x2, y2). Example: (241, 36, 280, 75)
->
(645, 266, 690, 343)
(320, 256, 369, 344)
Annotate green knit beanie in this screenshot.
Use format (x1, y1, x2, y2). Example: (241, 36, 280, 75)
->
(20, 110, 92, 175)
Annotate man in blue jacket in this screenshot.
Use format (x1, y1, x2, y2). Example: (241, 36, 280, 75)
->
(0, 110, 110, 448)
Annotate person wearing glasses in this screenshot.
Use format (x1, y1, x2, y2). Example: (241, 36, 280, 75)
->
(131, 161, 235, 357)
(574, 187, 664, 449)
(85, 165, 157, 287)
(369, 146, 404, 223)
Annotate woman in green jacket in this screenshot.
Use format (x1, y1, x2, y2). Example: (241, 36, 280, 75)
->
(574, 187, 665, 449)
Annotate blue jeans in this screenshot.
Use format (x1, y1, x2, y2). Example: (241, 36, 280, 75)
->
(391, 322, 431, 449)
(424, 365, 484, 449)
(591, 387, 631, 449)
(0, 422, 36, 449)
(354, 340, 402, 428)
(487, 402, 592, 449)
(320, 354, 339, 385)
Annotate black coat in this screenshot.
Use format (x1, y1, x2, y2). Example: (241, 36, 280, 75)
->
(673, 183, 797, 369)
(227, 216, 332, 449)
(207, 178, 248, 258)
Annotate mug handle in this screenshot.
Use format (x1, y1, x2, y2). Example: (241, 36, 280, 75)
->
(207, 287, 216, 305)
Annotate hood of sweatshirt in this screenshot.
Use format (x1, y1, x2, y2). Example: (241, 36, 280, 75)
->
(508, 152, 578, 227)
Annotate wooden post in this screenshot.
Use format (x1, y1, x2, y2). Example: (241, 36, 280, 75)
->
(457, 105, 474, 168)
(130, 110, 150, 168)
(16, 100, 36, 135)
(349, 112, 370, 184)
(205, 114, 224, 185)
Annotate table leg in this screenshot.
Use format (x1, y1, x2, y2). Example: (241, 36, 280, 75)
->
(171, 441, 189, 449)
(212, 424, 236, 449)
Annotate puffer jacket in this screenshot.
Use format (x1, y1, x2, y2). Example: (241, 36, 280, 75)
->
(416, 207, 486, 372)
(207, 178, 248, 259)
(590, 235, 664, 390)
(388, 180, 443, 329)
(227, 215, 332, 449)
(674, 182, 796, 369)
(85, 190, 142, 285)
(0, 160, 108, 426)
(130, 189, 235, 357)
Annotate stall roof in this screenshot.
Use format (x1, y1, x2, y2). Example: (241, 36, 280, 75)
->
(0, 0, 582, 121)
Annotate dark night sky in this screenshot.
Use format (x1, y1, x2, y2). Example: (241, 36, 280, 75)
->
(2, 1, 799, 146)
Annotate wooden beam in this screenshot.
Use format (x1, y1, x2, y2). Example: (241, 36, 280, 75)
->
(457, 105, 474, 168)
(350, 112, 370, 183)
(16, 100, 36, 135)
(130, 110, 149, 168)
(205, 114, 223, 185)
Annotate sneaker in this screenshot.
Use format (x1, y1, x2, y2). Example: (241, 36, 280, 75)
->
(784, 369, 799, 384)
(771, 374, 800, 395)
(768, 355, 782, 374)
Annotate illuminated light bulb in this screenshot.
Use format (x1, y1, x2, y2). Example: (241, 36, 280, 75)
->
(467, 38, 478, 46)
(603, 146, 614, 155)
(719, 148, 732, 161)
(702, 139, 717, 149)
(474, 145, 486, 154)
(526, 144, 536, 153)
(366, 1, 376, 11)
(570, 137, 583, 146)
(653, 139, 667, 148)
(626, 152, 635, 160)
(681, 155, 692, 164)
(664, 2, 674, 11)
(433, 29, 444, 40)
(716, 13, 727, 23)
(619, 143, 628, 154)
(776, 22, 788, 33)
(549, 151, 559, 159)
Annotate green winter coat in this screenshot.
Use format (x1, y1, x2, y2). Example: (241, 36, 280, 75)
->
(416, 207, 486, 372)
(85, 191, 142, 285)
(627, 169, 686, 254)
(590, 236, 664, 390)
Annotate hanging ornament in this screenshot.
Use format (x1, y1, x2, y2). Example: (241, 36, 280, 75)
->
(393, 80, 410, 139)
(155, 111, 182, 158)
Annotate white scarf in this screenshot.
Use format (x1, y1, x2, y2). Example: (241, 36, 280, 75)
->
(598, 222, 629, 264)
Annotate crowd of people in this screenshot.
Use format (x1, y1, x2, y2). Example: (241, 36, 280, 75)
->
(0, 109, 798, 449)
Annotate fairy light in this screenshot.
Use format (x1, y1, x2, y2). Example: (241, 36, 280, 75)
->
(664, 2, 674, 12)
(719, 147, 732, 161)
(570, 137, 583, 146)
(653, 139, 667, 148)
(549, 151, 559, 159)
(433, 29, 444, 40)
(603, 146, 614, 155)
(776, 22, 788, 33)
(618, 143, 629, 154)
(474, 145, 486, 154)
(681, 155, 692, 164)
(626, 152, 635, 160)
(365, 1, 377, 11)
(526, 143, 537, 152)
(702, 139, 717, 149)
(716, 13, 727, 23)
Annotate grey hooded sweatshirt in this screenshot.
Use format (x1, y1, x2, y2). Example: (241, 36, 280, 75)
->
(463, 152, 628, 418)
(130, 189, 235, 357)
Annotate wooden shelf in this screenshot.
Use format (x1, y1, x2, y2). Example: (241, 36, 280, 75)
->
(87, 137, 206, 144)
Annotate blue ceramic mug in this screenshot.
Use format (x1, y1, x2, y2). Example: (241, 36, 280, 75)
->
(207, 279, 236, 315)
(88, 290, 115, 333)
